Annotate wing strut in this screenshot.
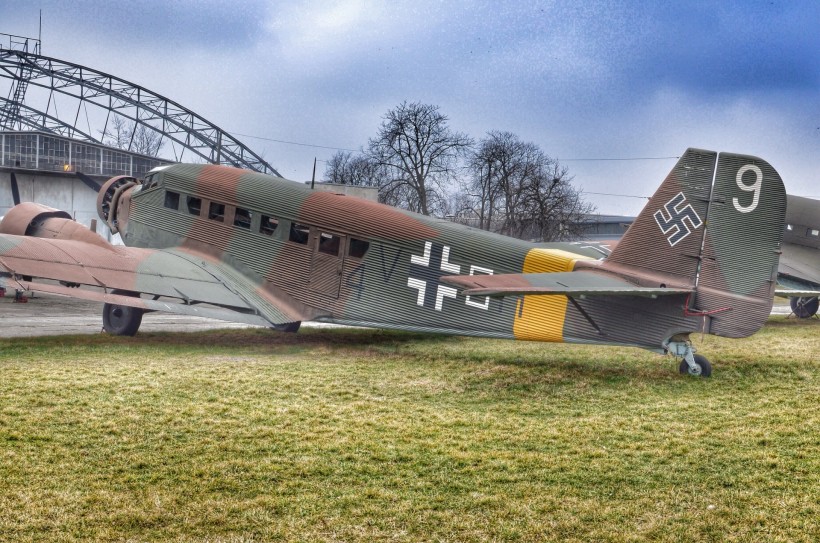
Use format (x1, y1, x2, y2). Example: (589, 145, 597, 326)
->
(567, 296, 604, 336)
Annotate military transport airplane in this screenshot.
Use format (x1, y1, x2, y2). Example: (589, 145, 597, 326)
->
(0, 148, 787, 377)
(776, 194, 820, 318)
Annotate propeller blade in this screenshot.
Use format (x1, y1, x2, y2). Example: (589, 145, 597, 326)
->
(10, 172, 21, 206)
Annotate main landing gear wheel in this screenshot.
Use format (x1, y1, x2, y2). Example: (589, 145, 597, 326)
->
(789, 296, 819, 319)
(102, 290, 144, 336)
(679, 354, 712, 378)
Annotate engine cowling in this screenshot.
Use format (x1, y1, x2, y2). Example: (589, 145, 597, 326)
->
(97, 175, 138, 234)
(0, 202, 71, 236)
(0, 201, 114, 250)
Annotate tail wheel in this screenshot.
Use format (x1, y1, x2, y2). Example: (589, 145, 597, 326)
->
(679, 354, 712, 378)
(789, 296, 819, 319)
(102, 290, 144, 336)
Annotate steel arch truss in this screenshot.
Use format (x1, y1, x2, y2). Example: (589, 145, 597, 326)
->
(0, 48, 280, 176)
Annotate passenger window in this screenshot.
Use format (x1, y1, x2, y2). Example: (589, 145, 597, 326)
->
(809, 229, 819, 238)
(289, 223, 310, 244)
(348, 238, 369, 258)
(234, 207, 252, 229)
(318, 232, 341, 256)
(164, 191, 180, 210)
(208, 202, 225, 222)
(259, 215, 278, 236)
(187, 196, 202, 216)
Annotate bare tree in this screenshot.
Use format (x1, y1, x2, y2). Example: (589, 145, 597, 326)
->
(324, 151, 385, 186)
(466, 131, 594, 241)
(102, 115, 164, 157)
(102, 115, 131, 150)
(130, 123, 163, 157)
(367, 102, 472, 216)
(466, 131, 541, 234)
(519, 161, 596, 241)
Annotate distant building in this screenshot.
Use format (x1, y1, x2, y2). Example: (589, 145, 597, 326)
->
(0, 130, 173, 240)
(572, 213, 635, 240)
(448, 212, 636, 242)
(1, 130, 171, 177)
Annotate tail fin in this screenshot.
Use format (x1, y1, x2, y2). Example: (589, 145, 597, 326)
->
(605, 148, 786, 337)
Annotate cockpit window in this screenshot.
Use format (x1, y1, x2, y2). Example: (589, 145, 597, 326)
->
(143, 174, 158, 190)
(234, 207, 252, 229)
(208, 202, 225, 223)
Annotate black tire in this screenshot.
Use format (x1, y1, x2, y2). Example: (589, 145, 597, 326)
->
(679, 354, 712, 378)
(789, 296, 819, 319)
(274, 321, 301, 333)
(102, 290, 143, 336)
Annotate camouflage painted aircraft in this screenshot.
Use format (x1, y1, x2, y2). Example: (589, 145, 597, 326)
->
(776, 194, 820, 318)
(0, 148, 787, 377)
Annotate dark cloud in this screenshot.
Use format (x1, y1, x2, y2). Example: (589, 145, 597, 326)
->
(617, 2, 820, 95)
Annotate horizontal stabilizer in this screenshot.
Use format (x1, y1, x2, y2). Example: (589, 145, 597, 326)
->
(775, 275, 820, 298)
(774, 289, 820, 298)
(441, 271, 693, 298)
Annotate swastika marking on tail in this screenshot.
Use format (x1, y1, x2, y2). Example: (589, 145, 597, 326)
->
(653, 192, 703, 246)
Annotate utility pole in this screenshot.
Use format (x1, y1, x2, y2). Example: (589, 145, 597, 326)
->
(310, 157, 317, 189)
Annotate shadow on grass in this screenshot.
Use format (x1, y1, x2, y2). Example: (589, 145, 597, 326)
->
(0, 326, 446, 351)
(2, 325, 778, 385)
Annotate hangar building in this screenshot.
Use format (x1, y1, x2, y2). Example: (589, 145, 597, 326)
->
(0, 33, 281, 239)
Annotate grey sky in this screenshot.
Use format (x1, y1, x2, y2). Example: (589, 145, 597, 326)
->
(2, 0, 818, 215)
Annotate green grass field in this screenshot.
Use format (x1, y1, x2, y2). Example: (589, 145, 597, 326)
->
(1, 317, 818, 542)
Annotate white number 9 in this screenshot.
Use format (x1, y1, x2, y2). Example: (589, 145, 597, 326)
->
(733, 164, 762, 213)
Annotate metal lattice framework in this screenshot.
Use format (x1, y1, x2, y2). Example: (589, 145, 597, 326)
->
(0, 47, 280, 176)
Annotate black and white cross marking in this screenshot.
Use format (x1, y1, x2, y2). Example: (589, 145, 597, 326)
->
(653, 191, 703, 246)
(406, 241, 495, 312)
(407, 241, 460, 311)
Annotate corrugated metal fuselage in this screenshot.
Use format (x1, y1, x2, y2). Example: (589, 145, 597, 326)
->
(115, 162, 766, 353)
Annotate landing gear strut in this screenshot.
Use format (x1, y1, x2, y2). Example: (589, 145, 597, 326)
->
(664, 338, 712, 378)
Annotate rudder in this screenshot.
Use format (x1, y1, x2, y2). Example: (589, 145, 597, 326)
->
(696, 152, 786, 337)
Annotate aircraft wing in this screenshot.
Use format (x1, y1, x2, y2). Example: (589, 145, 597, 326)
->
(441, 270, 693, 298)
(0, 233, 307, 326)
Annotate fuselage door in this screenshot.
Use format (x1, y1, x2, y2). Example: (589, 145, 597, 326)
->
(309, 229, 346, 298)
